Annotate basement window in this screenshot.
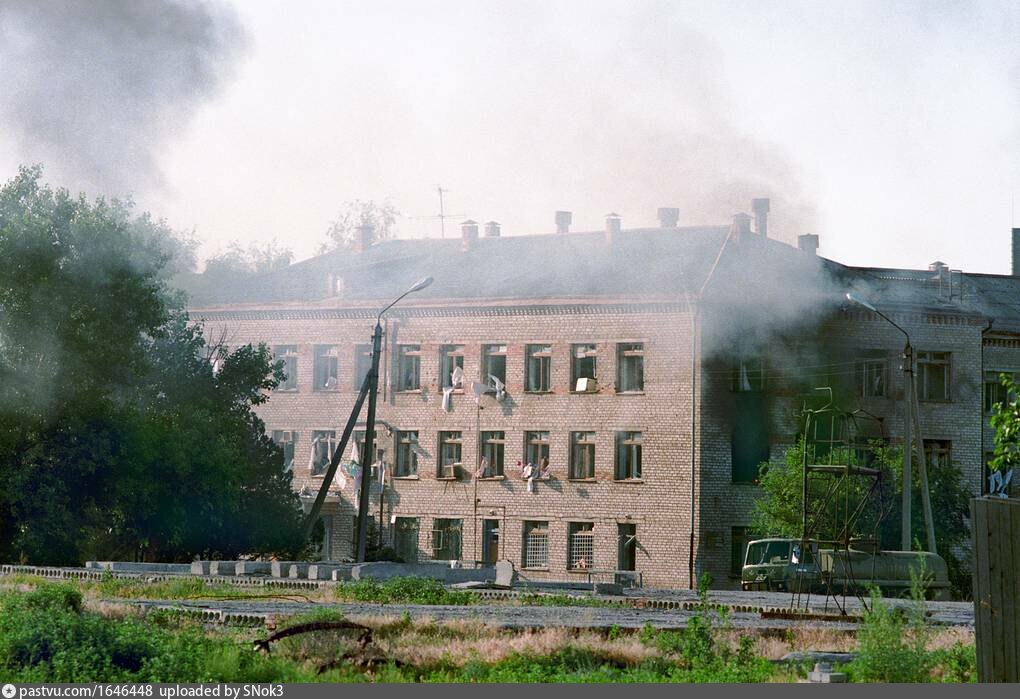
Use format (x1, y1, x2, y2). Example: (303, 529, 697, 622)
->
(571, 344, 597, 391)
(397, 344, 421, 391)
(522, 521, 549, 569)
(526, 344, 552, 392)
(855, 350, 887, 398)
(273, 345, 298, 391)
(569, 431, 596, 480)
(394, 431, 419, 477)
(616, 343, 644, 392)
(917, 351, 950, 401)
(313, 345, 339, 390)
(440, 344, 465, 389)
(438, 431, 462, 479)
(354, 344, 372, 389)
(479, 431, 505, 477)
(614, 431, 642, 481)
(271, 430, 297, 472)
(567, 522, 594, 570)
(432, 518, 462, 561)
(482, 344, 508, 385)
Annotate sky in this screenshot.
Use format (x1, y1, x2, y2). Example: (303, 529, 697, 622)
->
(1, 0, 1018, 273)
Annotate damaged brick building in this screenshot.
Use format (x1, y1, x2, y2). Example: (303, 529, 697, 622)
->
(185, 204, 1020, 589)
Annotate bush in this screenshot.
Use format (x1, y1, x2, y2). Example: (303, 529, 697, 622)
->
(335, 576, 475, 605)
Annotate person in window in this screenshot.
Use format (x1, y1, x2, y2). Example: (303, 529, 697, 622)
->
(539, 457, 550, 480)
(475, 457, 490, 479)
(523, 462, 536, 492)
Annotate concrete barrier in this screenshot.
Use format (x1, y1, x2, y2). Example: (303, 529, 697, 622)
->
(330, 567, 354, 582)
(349, 561, 501, 584)
(308, 564, 349, 580)
(288, 563, 311, 579)
(88, 562, 193, 574)
(271, 561, 300, 578)
(191, 561, 211, 575)
(209, 561, 236, 577)
(235, 561, 272, 576)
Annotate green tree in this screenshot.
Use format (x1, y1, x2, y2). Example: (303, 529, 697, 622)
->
(318, 199, 399, 254)
(988, 373, 1020, 477)
(0, 166, 308, 564)
(203, 240, 293, 276)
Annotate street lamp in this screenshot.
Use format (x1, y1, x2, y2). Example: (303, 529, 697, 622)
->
(355, 276, 433, 562)
(302, 276, 434, 562)
(844, 292, 935, 553)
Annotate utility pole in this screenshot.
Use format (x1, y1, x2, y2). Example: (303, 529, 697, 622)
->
(901, 344, 914, 551)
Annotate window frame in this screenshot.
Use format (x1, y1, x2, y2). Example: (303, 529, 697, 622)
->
(570, 344, 598, 391)
(310, 429, 337, 476)
(394, 430, 420, 478)
(916, 350, 951, 402)
(525, 344, 553, 393)
(616, 343, 645, 393)
(854, 350, 887, 398)
(437, 431, 463, 479)
(431, 518, 463, 561)
(439, 344, 465, 390)
(614, 431, 643, 481)
(479, 431, 505, 478)
(525, 431, 550, 467)
(396, 344, 422, 392)
(567, 521, 595, 571)
(522, 520, 550, 570)
(569, 431, 596, 480)
(482, 344, 508, 385)
(354, 344, 373, 390)
(273, 345, 299, 391)
(271, 430, 297, 473)
(312, 344, 340, 391)
(730, 356, 765, 393)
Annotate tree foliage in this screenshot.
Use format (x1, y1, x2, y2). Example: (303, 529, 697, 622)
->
(318, 199, 399, 254)
(203, 240, 294, 277)
(0, 166, 308, 564)
(988, 373, 1020, 475)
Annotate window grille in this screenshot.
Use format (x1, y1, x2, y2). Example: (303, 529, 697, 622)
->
(568, 522, 594, 570)
(523, 521, 549, 569)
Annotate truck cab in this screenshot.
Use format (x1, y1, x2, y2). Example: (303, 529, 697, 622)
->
(741, 537, 820, 592)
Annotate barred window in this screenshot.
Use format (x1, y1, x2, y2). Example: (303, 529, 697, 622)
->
(273, 345, 298, 391)
(397, 345, 421, 391)
(522, 521, 549, 569)
(616, 343, 644, 392)
(569, 431, 596, 480)
(432, 518, 462, 561)
(480, 431, 505, 477)
(568, 522, 594, 570)
(271, 430, 297, 472)
(438, 431, 462, 479)
(394, 431, 419, 477)
(614, 431, 642, 480)
(313, 345, 339, 390)
(526, 344, 552, 392)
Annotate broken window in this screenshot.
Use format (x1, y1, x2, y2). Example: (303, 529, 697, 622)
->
(617, 522, 637, 572)
(397, 344, 421, 391)
(616, 343, 644, 392)
(522, 521, 549, 569)
(310, 429, 336, 475)
(437, 431, 462, 479)
(917, 351, 950, 401)
(571, 344, 597, 391)
(482, 344, 507, 385)
(394, 430, 419, 477)
(271, 430, 297, 472)
(730, 356, 765, 392)
(569, 431, 596, 480)
(394, 517, 419, 563)
(855, 350, 887, 398)
(984, 371, 1015, 413)
(479, 431, 505, 477)
(273, 345, 298, 391)
(731, 393, 769, 483)
(353, 430, 382, 478)
(525, 431, 550, 467)
(614, 431, 642, 480)
(440, 344, 465, 389)
(567, 521, 594, 570)
(313, 345, 339, 390)
(354, 344, 373, 389)
(924, 439, 951, 470)
(432, 518, 462, 561)
(526, 344, 552, 392)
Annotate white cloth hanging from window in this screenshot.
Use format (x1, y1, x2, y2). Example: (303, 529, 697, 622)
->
(442, 386, 454, 411)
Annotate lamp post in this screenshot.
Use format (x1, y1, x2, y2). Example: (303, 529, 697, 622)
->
(354, 276, 434, 563)
(844, 293, 935, 553)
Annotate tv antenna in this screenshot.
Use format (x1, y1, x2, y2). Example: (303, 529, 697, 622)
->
(408, 185, 463, 239)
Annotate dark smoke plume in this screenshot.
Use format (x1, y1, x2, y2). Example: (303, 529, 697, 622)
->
(0, 0, 247, 195)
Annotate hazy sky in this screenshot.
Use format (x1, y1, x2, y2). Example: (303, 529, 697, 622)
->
(1, 0, 1018, 273)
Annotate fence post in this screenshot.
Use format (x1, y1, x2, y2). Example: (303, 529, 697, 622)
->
(970, 496, 1020, 682)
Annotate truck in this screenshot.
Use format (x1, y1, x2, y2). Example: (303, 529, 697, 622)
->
(741, 537, 951, 601)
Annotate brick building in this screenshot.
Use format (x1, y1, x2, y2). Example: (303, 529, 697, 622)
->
(185, 207, 1020, 589)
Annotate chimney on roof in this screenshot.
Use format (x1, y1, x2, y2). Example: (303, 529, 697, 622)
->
(657, 207, 680, 228)
(484, 221, 501, 238)
(751, 198, 770, 237)
(731, 213, 752, 241)
(605, 213, 621, 244)
(1013, 228, 1020, 276)
(461, 220, 479, 251)
(798, 234, 819, 255)
(555, 210, 572, 234)
(354, 223, 374, 254)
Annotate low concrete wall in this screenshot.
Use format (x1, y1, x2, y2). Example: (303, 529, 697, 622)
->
(288, 563, 311, 579)
(209, 561, 236, 577)
(350, 561, 501, 584)
(88, 562, 193, 574)
(235, 561, 272, 576)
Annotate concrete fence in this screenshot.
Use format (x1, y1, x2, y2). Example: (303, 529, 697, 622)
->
(971, 496, 1020, 683)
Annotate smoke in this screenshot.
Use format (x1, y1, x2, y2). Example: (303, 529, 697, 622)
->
(0, 0, 247, 196)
